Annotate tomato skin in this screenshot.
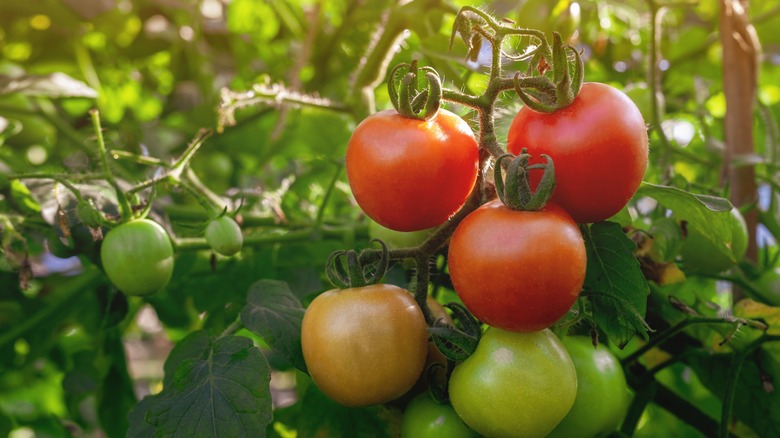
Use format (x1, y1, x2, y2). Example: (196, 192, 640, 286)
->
(401, 392, 479, 438)
(100, 219, 174, 296)
(205, 216, 243, 256)
(547, 336, 631, 438)
(507, 82, 648, 224)
(679, 208, 747, 275)
(448, 328, 577, 438)
(448, 200, 586, 332)
(301, 284, 429, 407)
(346, 109, 479, 232)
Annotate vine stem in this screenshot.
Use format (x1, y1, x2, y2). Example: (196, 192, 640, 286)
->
(90, 110, 132, 222)
(621, 316, 759, 366)
(220, 318, 244, 338)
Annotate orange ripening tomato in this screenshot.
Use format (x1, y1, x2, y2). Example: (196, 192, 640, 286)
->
(346, 109, 479, 232)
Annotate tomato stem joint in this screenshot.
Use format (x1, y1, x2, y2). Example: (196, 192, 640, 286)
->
(387, 60, 443, 120)
(494, 150, 556, 211)
(325, 239, 390, 288)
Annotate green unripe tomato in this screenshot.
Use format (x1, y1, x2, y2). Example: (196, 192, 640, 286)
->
(547, 336, 631, 438)
(679, 208, 748, 275)
(402, 392, 478, 438)
(100, 219, 174, 296)
(448, 328, 577, 438)
(205, 216, 243, 256)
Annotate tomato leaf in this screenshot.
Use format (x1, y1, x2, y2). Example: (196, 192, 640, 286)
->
(582, 222, 651, 348)
(636, 183, 740, 263)
(688, 347, 780, 438)
(241, 279, 308, 373)
(129, 334, 272, 437)
(294, 384, 398, 437)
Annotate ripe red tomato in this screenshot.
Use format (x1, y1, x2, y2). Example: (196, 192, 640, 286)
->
(507, 82, 649, 223)
(448, 328, 577, 438)
(448, 199, 586, 332)
(301, 284, 429, 407)
(346, 109, 479, 232)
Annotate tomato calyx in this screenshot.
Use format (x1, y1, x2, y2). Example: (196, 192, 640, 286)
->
(428, 302, 482, 362)
(387, 60, 442, 120)
(512, 32, 584, 113)
(325, 239, 390, 288)
(494, 149, 555, 211)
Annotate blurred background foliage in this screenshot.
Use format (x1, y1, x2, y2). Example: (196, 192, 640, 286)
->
(1, 0, 780, 436)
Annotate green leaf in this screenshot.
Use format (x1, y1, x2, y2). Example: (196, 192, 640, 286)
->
(241, 279, 307, 373)
(0, 73, 98, 98)
(138, 335, 272, 437)
(10, 179, 41, 214)
(637, 183, 739, 262)
(295, 384, 398, 437)
(688, 347, 780, 438)
(126, 395, 157, 438)
(97, 331, 137, 438)
(582, 222, 651, 347)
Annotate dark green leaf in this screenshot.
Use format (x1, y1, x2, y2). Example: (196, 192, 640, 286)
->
(296, 385, 397, 438)
(97, 331, 136, 438)
(127, 395, 157, 438)
(145, 335, 272, 437)
(583, 222, 651, 347)
(688, 347, 780, 438)
(241, 279, 307, 373)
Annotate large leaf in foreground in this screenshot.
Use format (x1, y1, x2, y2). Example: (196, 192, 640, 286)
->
(241, 279, 307, 372)
(583, 221, 651, 347)
(128, 333, 272, 437)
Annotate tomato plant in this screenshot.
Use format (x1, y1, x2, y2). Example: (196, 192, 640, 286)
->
(301, 283, 429, 406)
(448, 328, 577, 438)
(547, 336, 631, 438)
(205, 215, 243, 256)
(679, 207, 748, 274)
(507, 82, 649, 224)
(448, 199, 586, 332)
(401, 392, 478, 438)
(100, 219, 175, 296)
(346, 108, 479, 232)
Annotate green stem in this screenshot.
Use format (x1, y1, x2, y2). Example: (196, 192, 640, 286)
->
(220, 318, 244, 338)
(314, 164, 342, 228)
(90, 110, 132, 222)
(110, 150, 169, 167)
(174, 229, 313, 251)
(621, 316, 755, 366)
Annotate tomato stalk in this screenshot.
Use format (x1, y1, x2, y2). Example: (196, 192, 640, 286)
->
(494, 151, 556, 211)
(90, 109, 132, 223)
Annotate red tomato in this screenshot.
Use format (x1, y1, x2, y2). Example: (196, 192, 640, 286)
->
(448, 200, 586, 332)
(507, 82, 648, 223)
(346, 109, 479, 232)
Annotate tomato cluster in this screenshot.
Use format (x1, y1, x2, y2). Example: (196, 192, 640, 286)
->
(303, 17, 647, 436)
